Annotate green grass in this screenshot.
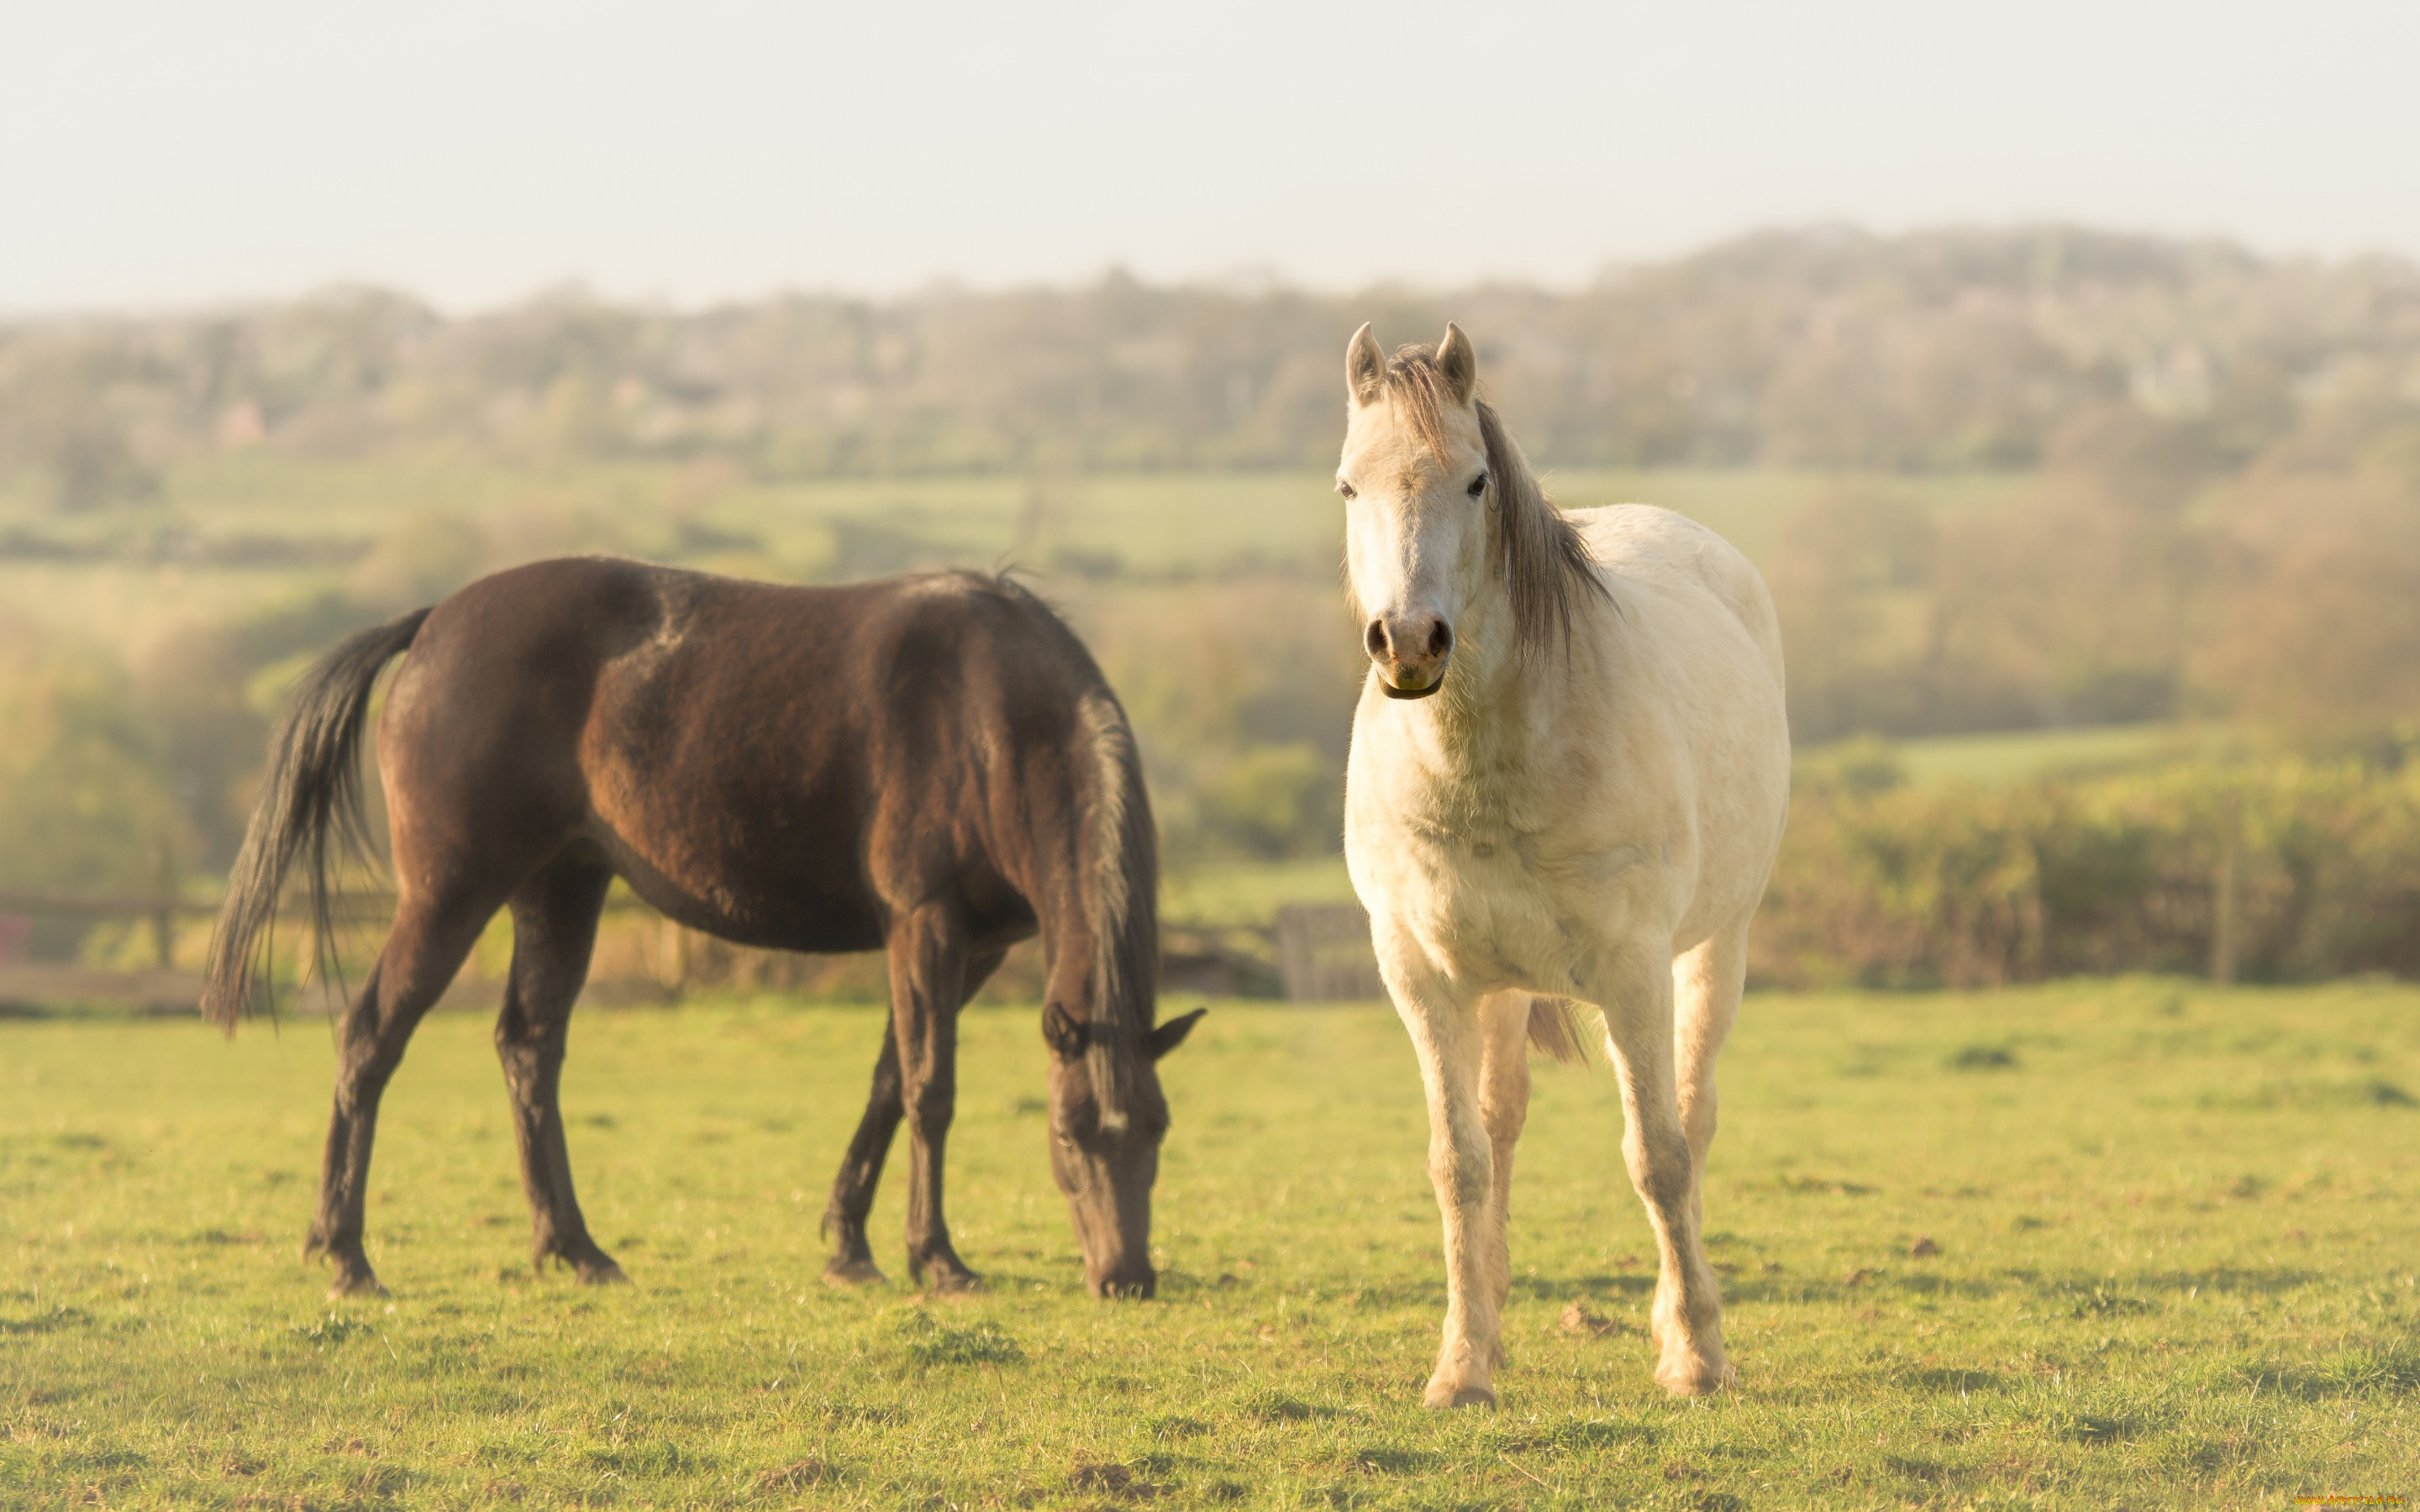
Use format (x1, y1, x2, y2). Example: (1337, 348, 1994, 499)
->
(6, 979, 2417, 1507)
(1161, 858, 1357, 927)
(1797, 724, 2260, 790)
(1886, 726, 2251, 786)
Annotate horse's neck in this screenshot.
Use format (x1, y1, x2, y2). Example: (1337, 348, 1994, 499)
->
(1412, 589, 1561, 777)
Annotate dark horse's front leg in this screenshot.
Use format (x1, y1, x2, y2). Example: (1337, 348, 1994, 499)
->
(822, 938, 1004, 1288)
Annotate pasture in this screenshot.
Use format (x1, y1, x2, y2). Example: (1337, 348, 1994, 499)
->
(0, 455, 2026, 659)
(5, 980, 2417, 1508)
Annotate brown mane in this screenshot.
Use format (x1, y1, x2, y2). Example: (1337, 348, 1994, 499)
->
(1380, 344, 1607, 659)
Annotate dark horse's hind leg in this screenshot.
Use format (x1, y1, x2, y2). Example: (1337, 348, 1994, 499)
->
(495, 854, 623, 1284)
(821, 945, 1004, 1287)
(308, 892, 498, 1297)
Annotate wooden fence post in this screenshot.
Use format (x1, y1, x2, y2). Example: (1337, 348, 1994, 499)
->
(2209, 794, 2241, 985)
(150, 842, 176, 970)
(1274, 903, 1386, 1003)
(660, 915, 692, 991)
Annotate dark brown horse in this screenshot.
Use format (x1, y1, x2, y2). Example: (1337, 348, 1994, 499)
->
(203, 558, 1202, 1300)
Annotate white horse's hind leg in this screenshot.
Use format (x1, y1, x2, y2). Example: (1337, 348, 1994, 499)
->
(1598, 942, 1729, 1395)
(1476, 991, 1534, 1368)
(1673, 922, 1749, 1236)
(1376, 928, 1499, 1409)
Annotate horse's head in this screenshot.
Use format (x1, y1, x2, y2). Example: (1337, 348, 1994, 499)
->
(1339, 322, 1491, 701)
(1040, 1001, 1206, 1298)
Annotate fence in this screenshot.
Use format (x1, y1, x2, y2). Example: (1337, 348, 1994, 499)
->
(0, 888, 222, 969)
(0, 889, 1393, 1010)
(1272, 903, 1387, 1002)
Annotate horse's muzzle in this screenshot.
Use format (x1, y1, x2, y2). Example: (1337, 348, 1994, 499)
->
(1366, 614, 1453, 700)
(1091, 1266, 1156, 1299)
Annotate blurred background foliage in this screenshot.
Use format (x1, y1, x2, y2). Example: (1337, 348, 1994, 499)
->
(3, 224, 2418, 979)
(1763, 740, 2420, 988)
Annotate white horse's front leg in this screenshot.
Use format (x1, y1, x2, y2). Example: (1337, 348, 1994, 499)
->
(1476, 991, 1534, 1369)
(1598, 943, 1730, 1396)
(1376, 929, 1497, 1408)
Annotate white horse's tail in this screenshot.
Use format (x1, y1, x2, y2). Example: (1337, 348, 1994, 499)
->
(1526, 995, 1597, 1068)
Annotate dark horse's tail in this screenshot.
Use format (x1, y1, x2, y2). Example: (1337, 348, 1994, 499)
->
(202, 607, 432, 1032)
(1073, 685, 1160, 1127)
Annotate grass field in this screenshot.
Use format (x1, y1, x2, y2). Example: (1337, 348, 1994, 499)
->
(6, 980, 2417, 1508)
(1798, 726, 2259, 789)
(0, 456, 2029, 658)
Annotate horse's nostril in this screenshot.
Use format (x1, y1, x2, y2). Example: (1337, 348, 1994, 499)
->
(1428, 621, 1454, 658)
(1365, 619, 1388, 659)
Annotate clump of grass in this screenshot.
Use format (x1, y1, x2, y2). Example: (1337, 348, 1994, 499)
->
(0, 1305, 92, 1336)
(2063, 1284, 2158, 1319)
(2230, 1344, 2420, 1399)
(892, 1310, 1024, 1368)
(585, 1438, 697, 1476)
(1497, 1416, 1660, 1452)
(1232, 1387, 1333, 1422)
(2325, 1343, 2420, 1392)
(1069, 1457, 1156, 1498)
(2205, 1076, 2418, 1110)
(1947, 1042, 2018, 1071)
(1904, 1366, 2001, 1394)
(2048, 1409, 2138, 1445)
(289, 1313, 374, 1347)
(753, 1457, 841, 1491)
(1349, 1444, 1434, 1474)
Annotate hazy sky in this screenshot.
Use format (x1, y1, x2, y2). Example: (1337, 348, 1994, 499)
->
(5, 0, 2416, 314)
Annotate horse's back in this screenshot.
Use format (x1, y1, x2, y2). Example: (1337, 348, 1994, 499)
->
(1570, 504, 1784, 690)
(402, 557, 1098, 755)
(383, 558, 1106, 950)
(1567, 504, 1789, 937)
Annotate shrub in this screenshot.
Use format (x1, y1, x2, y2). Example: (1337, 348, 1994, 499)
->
(1753, 755, 2420, 987)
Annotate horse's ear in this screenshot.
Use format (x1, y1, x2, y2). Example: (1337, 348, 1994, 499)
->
(1042, 1001, 1086, 1060)
(1346, 323, 1386, 406)
(1145, 1006, 1207, 1061)
(1437, 323, 1477, 405)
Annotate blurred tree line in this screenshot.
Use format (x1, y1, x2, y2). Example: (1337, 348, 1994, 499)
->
(4, 225, 2417, 489)
(1771, 443, 2420, 742)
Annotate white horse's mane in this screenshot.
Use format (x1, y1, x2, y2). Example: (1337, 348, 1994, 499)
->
(1374, 342, 1607, 661)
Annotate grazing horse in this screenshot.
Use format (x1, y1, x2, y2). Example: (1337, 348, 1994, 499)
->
(203, 559, 1203, 1301)
(1336, 325, 1790, 1403)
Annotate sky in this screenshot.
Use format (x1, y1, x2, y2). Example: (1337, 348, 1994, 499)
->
(4, 0, 2417, 315)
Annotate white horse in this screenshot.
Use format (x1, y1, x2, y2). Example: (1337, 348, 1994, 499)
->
(1337, 323, 1791, 1404)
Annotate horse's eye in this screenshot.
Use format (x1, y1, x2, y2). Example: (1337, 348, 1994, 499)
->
(1337, 480, 1357, 500)
(1467, 473, 1488, 498)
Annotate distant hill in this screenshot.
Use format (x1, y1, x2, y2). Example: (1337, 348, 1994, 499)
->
(5, 226, 2417, 502)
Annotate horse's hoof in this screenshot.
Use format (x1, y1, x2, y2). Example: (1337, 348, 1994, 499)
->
(822, 1257, 888, 1289)
(1655, 1357, 1730, 1397)
(927, 1268, 986, 1296)
(327, 1270, 388, 1300)
(576, 1259, 630, 1287)
(1422, 1380, 1497, 1410)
